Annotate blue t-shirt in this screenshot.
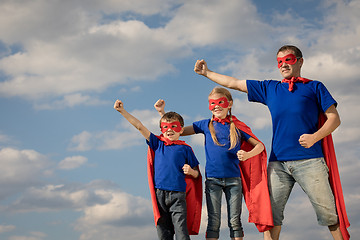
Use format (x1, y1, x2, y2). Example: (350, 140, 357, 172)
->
(193, 119, 250, 178)
(247, 80, 337, 161)
(147, 133, 199, 192)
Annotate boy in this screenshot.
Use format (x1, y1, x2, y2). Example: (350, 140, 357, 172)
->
(114, 99, 202, 240)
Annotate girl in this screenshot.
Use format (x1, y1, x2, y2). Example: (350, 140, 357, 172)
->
(155, 87, 272, 240)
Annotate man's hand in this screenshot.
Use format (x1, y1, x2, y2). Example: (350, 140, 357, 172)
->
(299, 134, 316, 148)
(114, 100, 124, 113)
(194, 59, 209, 76)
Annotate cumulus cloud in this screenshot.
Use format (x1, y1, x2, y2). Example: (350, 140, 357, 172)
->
(58, 155, 88, 170)
(69, 109, 161, 151)
(0, 148, 52, 200)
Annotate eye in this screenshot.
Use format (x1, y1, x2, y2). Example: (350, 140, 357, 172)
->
(171, 125, 178, 128)
(162, 125, 168, 129)
(285, 57, 292, 61)
(278, 60, 283, 64)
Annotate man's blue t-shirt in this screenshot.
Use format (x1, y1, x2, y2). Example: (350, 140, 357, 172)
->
(193, 119, 250, 178)
(247, 80, 337, 161)
(147, 133, 199, 192)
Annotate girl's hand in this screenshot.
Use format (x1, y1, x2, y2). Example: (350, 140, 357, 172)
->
(154, 99, 165, 112)
(237, 150, 250, 161)
(194, 59, 209, 76)
(114, 100, 124, 112)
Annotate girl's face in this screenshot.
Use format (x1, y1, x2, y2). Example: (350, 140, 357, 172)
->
(208, 93, 232, 119)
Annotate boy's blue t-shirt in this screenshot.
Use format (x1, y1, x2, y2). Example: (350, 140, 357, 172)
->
(147, 133, 199, 192)
(193, 119, 250, 178)
(247, 79, 337, 161)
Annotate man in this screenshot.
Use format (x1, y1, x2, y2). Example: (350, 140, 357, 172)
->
(193, 45, 349, 240)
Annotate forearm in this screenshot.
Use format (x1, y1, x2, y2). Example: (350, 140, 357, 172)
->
(189, 168, 200, 178)
(118, 109, 150, 139)
(205, 70, 248, 93)
(313, 108, 341, 143)
(181, 126, 195, 136)
(246, 142, 264, 159)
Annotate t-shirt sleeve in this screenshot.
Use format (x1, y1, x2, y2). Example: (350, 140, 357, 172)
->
(146, 133, 160, 150)
(247, 80, 268, 105)
(193, 119, 209, 134)
(240, 130, 251, 142)
(316, 81, 337, 112)
(186, 146, 200, 168)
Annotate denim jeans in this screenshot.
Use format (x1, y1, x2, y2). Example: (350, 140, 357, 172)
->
(155, 189, 190, 240)
(267, 158, 338, 226)
(205, 177, 244, 239)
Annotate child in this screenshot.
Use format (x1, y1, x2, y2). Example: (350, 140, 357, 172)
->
(114, 99, 202, 240)
(154, 87, 273, 240)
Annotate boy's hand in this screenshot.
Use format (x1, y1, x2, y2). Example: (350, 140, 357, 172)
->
(114, 100, 124, 112)
(237, 150, 250, 161)
(194, 59, 209, 76)
(182, 164, 192, 175)
(154, 99, 166, 117)
(182, 164, 199, 178)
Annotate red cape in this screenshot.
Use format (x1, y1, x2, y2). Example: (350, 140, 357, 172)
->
(319, 114, 350, 240)
(147, 136, 203, 235)
(232, 116, 274, 232)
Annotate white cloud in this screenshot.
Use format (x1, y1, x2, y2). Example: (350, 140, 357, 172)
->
(69, 109, 161, 151)
(0, 224, 15, 233)
(58, 156, 88, 170)
(8, 231, 47, 240)
(0, 148, 51, 200)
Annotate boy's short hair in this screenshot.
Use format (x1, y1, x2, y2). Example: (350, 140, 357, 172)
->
(159, 112, 184, 127)
(277, 45, 303, 58)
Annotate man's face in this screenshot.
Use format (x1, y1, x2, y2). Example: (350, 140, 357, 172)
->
(160, 119, 183, 141)
(277, 50, 303, 79)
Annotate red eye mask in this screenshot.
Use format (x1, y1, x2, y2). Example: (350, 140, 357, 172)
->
(277, 54, 300, 68)
(208, 97, 229, 111)
(160, 121, 182, 133)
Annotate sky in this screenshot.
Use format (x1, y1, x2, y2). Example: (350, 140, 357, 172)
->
(0, 0, 359, 239)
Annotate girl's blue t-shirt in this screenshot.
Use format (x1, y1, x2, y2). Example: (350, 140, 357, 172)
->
(147, 133, 199, 192)
(193, 119, 250, 178)
(247, 79, 337, 161)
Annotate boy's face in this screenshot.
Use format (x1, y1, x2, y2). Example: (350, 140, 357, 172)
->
(160, 119, 184, 141)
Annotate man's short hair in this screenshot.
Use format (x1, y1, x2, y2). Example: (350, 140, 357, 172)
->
(277, 45, 303, 58)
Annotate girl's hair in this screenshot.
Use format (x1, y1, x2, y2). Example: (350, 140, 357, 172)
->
(208, 87, 240, 150)
(159, 111, 184, 127)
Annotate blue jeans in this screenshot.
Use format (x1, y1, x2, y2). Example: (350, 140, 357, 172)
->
(268, 158, 338, 226)
(205, 177, 244, 239)
(155, 189, 190, 240)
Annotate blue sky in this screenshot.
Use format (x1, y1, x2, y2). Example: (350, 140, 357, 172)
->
(0, 0, 359, 239)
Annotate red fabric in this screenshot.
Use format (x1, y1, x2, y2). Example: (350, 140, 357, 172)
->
(231, 116, 274, 232)
(282, 77, 311, 92)
(213, 115, 231, 125)
(319, 114, 350, 240)
(147, 135, 203, 235)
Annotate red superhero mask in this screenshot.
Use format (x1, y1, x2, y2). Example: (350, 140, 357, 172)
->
(277, 54, 300, 68)
(160, 121, 182, 133)
(208, 97, 229, 111)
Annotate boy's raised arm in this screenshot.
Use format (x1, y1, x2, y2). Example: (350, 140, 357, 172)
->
(114, 100, 151, 141)
(194, 59, 248, 93)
